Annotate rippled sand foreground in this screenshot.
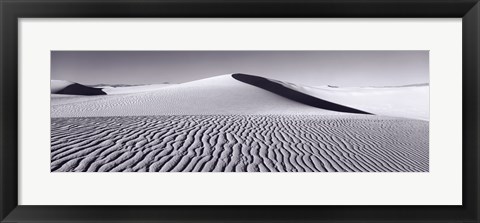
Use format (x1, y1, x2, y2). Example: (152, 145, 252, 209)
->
(51, 115, 428, 172)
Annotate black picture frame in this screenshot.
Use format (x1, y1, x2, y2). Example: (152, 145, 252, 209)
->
(1, 0, 479, 222)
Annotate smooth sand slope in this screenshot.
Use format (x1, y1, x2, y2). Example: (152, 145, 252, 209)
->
(101, 84, 170, 95)
(51, 75, 342, 117)
(51, 74, 429, 172)
(264, 75, 429, 120)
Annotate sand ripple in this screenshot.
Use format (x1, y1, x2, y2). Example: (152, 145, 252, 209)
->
(51, 115, 428, 172)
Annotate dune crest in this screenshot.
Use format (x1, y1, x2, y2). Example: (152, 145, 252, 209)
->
(232, 73, 372, 115)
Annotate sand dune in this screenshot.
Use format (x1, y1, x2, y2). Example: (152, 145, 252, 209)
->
(232, 73, 371, 115)
(266, 76, 429, 120)
(51, 80, 106, 95)
(51, 115, 428, 172)
(51, 74, 429, 172)
(51, 75, 342, 117)
(51, 74, 428, 120)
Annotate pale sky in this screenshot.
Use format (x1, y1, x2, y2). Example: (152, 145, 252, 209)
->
(51, 51, 428, 87)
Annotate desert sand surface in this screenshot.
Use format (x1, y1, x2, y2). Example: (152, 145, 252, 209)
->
(265, 75, 429, 120)
(51, 74, 429, 172)
(101, 84, 170, 95)
(51, 115, 428, 172)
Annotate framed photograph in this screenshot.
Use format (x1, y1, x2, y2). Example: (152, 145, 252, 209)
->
(1, 0, 479, 222)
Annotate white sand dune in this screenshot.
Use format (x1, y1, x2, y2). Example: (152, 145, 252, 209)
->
(51, 75, 341, 117)
(51, 115, 428, 172)
(272, 79, 429, 120)
(51, 74, 429, 172)
(52, 74, 429, 120)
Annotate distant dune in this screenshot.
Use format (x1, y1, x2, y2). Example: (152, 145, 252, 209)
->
(57, 83, 106, 95)
(51, 80, 106, 96)
(51, 115, 428, 172)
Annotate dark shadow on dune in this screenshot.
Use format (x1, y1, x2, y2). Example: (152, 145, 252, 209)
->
(57, 83, 106, 96)
(232, 73, 371, 115)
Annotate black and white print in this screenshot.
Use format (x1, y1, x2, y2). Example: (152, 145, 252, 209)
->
(51, 51, 429, 172)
